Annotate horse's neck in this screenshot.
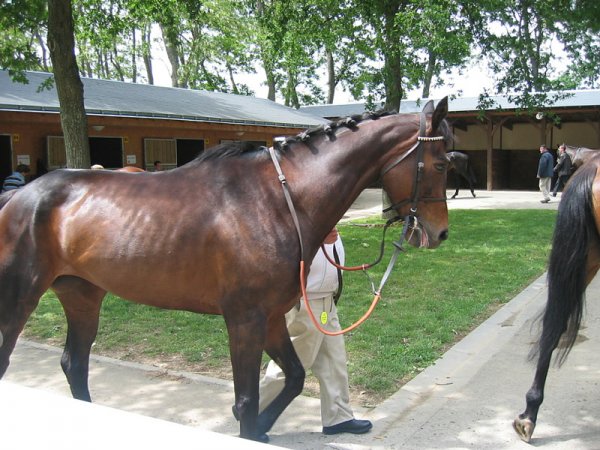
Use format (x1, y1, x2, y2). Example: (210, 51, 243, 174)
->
(285, 116, 415, 240)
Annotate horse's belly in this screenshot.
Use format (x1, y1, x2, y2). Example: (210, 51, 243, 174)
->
(63, 255, 224, 314)
(99, 276, 223, 315)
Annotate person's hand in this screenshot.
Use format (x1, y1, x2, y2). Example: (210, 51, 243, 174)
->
(323, 228, 338, 244)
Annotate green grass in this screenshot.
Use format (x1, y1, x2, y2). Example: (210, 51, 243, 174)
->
(22, 209, 556, 403)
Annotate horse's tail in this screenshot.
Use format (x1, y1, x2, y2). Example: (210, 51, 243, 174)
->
(0, 189, 18, 211)
(533, 161, 599, 365)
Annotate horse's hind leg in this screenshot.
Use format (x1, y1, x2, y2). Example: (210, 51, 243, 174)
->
(467, 176, 476, 197)
(514, 238, 600, 442)
(513, 349, 552, 442)
(52, 276, 106, 401)
(256, 315, 304, 435)
(0, 270, 52, 378)
(451, 173, 460, 199)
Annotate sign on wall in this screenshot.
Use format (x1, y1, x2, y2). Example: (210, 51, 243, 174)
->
(17, 155, 30, 166)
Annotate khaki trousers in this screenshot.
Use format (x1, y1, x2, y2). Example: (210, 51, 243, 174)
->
(539, 177, 551, 201)
(258, 294, 354, 427)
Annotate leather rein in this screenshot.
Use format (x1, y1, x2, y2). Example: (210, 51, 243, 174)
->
(268, 112, 445, 336)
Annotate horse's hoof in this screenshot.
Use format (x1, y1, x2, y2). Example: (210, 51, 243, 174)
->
(241, 433, 270, 443)
(512, 416, 535, 443)
(257, 433, 270, 443)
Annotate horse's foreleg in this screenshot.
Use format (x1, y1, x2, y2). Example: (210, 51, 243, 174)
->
(225, 311, 267, 442)
(256, 315, 304, 435)
(52, 276, 105, 402)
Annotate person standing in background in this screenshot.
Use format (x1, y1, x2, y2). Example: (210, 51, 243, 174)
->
(537, 145, 553, 203)
(1, 164, 30, 192)
(552, 144, 572, 197)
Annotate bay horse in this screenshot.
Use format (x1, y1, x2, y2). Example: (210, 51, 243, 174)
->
(0, 98, 451, 441)
(447, 151, 477, 198)
(513, 153, 600, 442)
(564, 144, 600, 171)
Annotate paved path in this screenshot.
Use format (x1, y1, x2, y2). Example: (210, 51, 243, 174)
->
(6, 189, 597, 449)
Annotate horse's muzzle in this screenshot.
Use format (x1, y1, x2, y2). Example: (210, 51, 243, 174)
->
(439, 229, 449, 241)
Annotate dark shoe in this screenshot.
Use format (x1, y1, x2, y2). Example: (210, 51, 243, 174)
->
(540, 199, 550, 203)
(552, 193, 557, 197)
(323, 419, 373, 435)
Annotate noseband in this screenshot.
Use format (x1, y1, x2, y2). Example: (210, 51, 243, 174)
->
(381, 112, 446, 218)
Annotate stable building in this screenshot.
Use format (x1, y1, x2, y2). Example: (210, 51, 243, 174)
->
(0, 70, 325, 182)
(301, 92, 600, 190)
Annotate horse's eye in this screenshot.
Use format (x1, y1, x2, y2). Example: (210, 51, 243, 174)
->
(434, 163, 446, 172)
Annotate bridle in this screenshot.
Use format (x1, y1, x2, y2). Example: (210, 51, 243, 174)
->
(380, 111, 446, 220)
(268, 112, 446, 335)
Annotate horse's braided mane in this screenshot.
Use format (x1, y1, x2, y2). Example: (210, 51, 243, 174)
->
(194, 109, 395, 162)
(274, 109, 395, 151)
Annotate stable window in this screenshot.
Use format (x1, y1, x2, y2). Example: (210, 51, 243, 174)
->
(47, 136, 124, 169)
(144, 138, 205, 170)
(47, 136, 66, 169)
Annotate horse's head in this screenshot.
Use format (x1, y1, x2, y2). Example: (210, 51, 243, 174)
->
(381, 97, 451, 249)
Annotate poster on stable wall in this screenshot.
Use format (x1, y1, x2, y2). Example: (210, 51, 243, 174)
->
(17, 155, 30, 166)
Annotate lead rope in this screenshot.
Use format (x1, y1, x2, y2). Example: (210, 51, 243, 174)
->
(305, 217, 414, 336)
(267, 145, 414, 336)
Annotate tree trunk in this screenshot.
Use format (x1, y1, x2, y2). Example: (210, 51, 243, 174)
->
(227, 62, 239, 94)
(264, 66, 276, 101)
(326, 49, 335, 104)
(285, 70, 300, 108)
(383, 51, 403, 112)
(142, 25, 154, 85)
(160, 23, 180, 87)
(131, 28, 137, 83)
(422, 52, 436, 99)
(47, 0, 90, 169)
(382, 4, 403, 112)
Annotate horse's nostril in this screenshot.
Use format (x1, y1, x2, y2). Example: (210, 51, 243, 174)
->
(439, 230, 449, 241)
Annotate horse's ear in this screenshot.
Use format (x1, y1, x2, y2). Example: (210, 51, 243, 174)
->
(422, 100, 434, 114)
(431, 96, 449, 132)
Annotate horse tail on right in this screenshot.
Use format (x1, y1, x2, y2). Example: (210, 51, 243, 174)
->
(534, 160, 599, 365)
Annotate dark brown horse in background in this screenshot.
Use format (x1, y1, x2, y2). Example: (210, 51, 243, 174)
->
(0, 99, 451, 442)
(514, 153, 600, 442)
(564, 144, 600, 170)
(447, 151, 477, 198)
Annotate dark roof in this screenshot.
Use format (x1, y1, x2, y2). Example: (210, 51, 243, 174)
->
(0, 70, 327, 128)
(300, 91, 600, 120)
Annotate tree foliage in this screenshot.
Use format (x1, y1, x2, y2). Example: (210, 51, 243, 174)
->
(2, 0, 600, 111)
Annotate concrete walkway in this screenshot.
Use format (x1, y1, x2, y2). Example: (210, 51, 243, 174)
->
(5, 189, 597, 449)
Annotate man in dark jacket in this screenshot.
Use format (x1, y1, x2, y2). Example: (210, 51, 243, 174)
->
(552, 144, 572, 197)
(537, 145, 554, 203)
